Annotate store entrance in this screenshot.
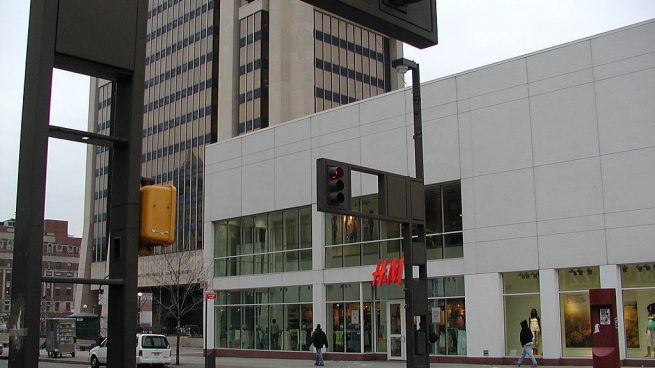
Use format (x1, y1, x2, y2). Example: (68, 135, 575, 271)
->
(387, 300, 406, 360)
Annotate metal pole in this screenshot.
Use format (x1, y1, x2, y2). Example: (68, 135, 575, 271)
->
(394, 59, 429, 368)
(9, 1, 57, 366)
(411, 62, 430, 368)
(205, 297, 216, 367)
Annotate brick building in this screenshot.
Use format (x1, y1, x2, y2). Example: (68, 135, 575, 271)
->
(0, 219, 81, 329)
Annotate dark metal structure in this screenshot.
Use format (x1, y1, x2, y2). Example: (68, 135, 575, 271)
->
(10, 1, 147, 367)
(317, 157, 429, 368)
(394, 57, 429, 368)
(300, 0, 438, 48)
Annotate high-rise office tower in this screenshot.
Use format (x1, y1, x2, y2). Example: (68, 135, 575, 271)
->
(77, 0, 402, 333)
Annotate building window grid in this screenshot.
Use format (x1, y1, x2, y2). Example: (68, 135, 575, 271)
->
(425, 182, 463, 260)
(238, 11, 269, 135)
(325, 183, 463, 269)
(214, 206, 312, 277)
(94, 1, 215, 261)
(314, 11, 388, 113)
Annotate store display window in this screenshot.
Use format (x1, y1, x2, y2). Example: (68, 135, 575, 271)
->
(214, 285, 313, 351)
(558, 267, 600, 357)
(503, 271, 541, 356)
(427, 276, 466, 355)
(325, 283, 373, 353)
(621, 263, 655, 358)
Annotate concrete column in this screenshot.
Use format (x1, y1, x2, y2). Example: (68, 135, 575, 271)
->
(312, 281, 326, 332)
(464, 272, 504, 357)
(539, 268, 562, 359)
(203, 221, 216, 349)
(218, 0, 240, 141)
(312, 204, 325, 271)
(268, 0, 315, 126)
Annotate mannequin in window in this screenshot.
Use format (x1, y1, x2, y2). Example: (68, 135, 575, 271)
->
(529, 308, 541, 355)
(448, 309, 466, 355)
(270, 319, 280, 350)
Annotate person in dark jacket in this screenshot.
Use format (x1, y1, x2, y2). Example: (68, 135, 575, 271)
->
(517, 320, 537, 367)
(310, 324, 328, 366)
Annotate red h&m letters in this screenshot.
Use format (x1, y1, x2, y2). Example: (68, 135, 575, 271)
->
(372, 257, 404, 286)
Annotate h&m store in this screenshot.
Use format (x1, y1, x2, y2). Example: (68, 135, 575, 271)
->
(203, 20, 655, 365)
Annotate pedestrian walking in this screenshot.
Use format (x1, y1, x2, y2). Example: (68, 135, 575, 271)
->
(517, 319, 537, 367)
(310, 324, 328, 366)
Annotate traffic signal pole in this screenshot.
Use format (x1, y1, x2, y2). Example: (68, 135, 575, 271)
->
(397, 58, 430, 368)
(316, 58, 429, 368)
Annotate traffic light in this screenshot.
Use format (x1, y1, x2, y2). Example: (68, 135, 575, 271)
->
(317, 158, 350, 213)
(139, 184, 177, 249)
(327, 165, 346, 205)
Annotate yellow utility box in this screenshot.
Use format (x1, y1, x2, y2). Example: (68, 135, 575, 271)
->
(140, 184, 177, 246)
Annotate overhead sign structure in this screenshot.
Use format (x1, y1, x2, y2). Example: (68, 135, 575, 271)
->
(11, 1, 147, 367)
(300, 0, 438, 49)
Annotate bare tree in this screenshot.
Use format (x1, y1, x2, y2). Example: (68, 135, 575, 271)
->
(146, 250, 210, 365)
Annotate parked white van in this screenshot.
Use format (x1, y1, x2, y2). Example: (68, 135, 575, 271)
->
(89, 333, 172, 367)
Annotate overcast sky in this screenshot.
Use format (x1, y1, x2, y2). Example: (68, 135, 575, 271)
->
(1, 1, 655, 237)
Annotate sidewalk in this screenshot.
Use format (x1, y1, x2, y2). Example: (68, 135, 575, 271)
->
(37, 346, 593, 368)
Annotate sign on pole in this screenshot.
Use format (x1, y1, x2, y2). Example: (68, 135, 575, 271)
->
(205, 292, 217, 300)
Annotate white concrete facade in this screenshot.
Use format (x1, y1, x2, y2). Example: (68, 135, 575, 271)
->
(204, 19, 655, 361)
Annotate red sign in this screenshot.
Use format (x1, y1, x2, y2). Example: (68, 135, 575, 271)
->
(205, 291, 217, 300)
(372, 257, 404, 286)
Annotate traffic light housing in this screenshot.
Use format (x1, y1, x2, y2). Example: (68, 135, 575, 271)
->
(139, 184, 177, 247)
(317, 158, 351, 213)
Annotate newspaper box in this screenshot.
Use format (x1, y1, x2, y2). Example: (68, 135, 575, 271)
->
(45, 318, 76, 358)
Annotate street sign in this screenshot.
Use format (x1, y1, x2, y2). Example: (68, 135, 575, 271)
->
(205, 292, 216, 300)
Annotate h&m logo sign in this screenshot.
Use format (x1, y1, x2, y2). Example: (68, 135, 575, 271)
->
(371, 257, 404, 286)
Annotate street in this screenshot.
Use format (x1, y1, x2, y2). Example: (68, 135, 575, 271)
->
(0, 354, 594, 368)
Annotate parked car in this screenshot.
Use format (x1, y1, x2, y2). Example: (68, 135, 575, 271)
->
(89, 333, 171, 367)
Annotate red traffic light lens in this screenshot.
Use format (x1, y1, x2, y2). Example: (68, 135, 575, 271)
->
(328, 166, 344, 180)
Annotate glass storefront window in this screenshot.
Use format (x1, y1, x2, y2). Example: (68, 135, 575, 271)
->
(325, 182, 463, 269)
(621, 263, 655, 358)
(326, 283, 373, 353)
(427, 276, 466, 356)
(213, 206, 311, 277)
(503, 271, 541, 356)
(214, 286, 313, 352)
(559, 267, 600, 357)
